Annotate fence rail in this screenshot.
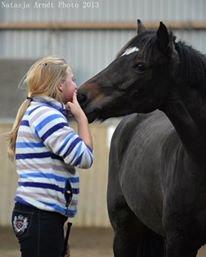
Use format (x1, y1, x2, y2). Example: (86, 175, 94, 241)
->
(0, 21, 206, 30)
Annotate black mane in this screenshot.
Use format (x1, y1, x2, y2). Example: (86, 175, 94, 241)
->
(174, 41, 206, 91)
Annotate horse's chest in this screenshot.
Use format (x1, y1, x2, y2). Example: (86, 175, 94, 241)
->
(118, 117, 174, 235)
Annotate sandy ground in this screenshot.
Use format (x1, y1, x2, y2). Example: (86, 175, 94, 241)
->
(1, 226, 206, 257)
(0, 226, 113, 257)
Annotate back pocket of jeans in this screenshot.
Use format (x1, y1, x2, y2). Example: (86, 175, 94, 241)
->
(11, 209, 33, 239)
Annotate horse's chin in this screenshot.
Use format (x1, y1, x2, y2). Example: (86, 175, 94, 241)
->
(84, 109, 101, 123)
(87, 113, 98, 123)
(85, 109, 112, 123)
(84, 104, 138, 123)
(82, 104, 110, 123)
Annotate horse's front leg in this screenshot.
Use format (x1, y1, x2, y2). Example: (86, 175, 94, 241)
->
(164, 212, 200, 257)
(165, 232, 198, 257)
(108, 193, 139, 257)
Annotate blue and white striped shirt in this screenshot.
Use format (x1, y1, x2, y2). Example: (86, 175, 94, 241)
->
(15, 95, 93, 218)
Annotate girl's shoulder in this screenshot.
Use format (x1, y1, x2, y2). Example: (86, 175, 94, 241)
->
(27, 102, 67, 123)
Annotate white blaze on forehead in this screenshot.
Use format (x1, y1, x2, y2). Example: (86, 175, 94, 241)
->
(121, 47, 139, 56)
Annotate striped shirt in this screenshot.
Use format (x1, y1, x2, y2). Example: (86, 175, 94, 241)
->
(15, 95, 93, 218)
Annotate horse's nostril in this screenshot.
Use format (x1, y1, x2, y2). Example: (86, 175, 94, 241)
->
(77, 92, 88, 105)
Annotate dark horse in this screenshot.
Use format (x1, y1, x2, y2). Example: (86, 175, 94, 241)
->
(78, 20, 206, 257)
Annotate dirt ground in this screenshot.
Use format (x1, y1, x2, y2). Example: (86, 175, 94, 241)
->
(1, 226, 206, 257)
(0, 226, 113, 257)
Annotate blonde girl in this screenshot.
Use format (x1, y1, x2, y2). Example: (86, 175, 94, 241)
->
(8, 56, 93, 257)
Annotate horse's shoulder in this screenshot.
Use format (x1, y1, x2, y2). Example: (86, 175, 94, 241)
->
(112, 112, 156, 140)
(110, 113, 151, 159)
(112, 114, 139, 141)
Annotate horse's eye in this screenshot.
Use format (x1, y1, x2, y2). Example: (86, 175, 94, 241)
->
(134, 62, 146, 72)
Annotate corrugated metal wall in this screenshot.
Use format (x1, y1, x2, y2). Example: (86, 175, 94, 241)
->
(0, 30, 136, 83)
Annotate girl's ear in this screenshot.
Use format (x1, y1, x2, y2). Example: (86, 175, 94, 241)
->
(58, 83, 64, 92)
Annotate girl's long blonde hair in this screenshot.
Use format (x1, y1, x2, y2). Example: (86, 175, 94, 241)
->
(7, 56, 72, 160)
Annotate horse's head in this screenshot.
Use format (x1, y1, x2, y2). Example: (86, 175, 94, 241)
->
(78, 20, 179, 122)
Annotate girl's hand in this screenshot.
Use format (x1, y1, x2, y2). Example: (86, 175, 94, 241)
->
(66, 91, 93, 150)
(66, 91, 87, 122)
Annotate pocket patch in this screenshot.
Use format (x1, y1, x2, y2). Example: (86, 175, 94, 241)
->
(13, 214, 29, 235)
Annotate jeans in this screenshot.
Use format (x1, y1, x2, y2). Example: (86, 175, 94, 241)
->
(11, 202, 67, 257)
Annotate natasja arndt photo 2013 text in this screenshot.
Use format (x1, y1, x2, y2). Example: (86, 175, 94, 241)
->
(1, 0, 100, 9)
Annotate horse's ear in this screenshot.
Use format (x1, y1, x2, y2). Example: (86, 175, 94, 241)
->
(157, 22, 174, 57)
(137, 19, 146, 34)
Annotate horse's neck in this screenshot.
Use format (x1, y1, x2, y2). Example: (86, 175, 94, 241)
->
(162, 87, 206, 167)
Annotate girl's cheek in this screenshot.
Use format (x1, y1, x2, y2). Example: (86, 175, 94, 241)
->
(67, 88, 75, 102)
(67, 92, 73, 102)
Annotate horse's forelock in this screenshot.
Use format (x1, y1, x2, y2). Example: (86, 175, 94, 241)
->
(116, 31, 158, 62)
(116, 36, 138, 58)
